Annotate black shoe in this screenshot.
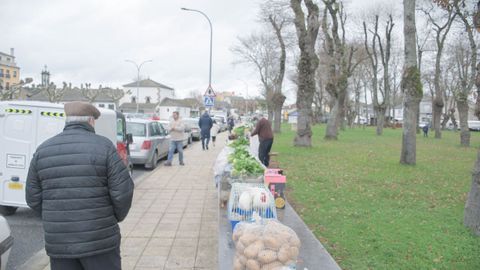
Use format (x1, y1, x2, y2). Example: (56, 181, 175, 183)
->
(180, 162, 185, 166)
(164, 162, 172, 166)
(206, 145, 209, 150)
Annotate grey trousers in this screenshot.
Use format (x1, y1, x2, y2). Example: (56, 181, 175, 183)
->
(50, 247, 121, 270)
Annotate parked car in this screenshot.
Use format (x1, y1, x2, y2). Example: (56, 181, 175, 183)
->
(183, 117, 201, 141)
(157, 120, 191, 147)
(213, 116, 227, 132)
(126, 118, 170, 169)
(0, 216, 13, 269)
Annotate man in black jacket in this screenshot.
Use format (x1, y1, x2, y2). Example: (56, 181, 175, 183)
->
(26, 101, 134, 270)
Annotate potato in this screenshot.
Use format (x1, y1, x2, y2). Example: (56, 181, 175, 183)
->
(257, 250, 277, 264)
(289, 234, 301, 248)
(236, 241, 246, 254)
(246, 259, 261, 270)
(244, 240, 264, 259)
(263, 236, 282, 251)
(289, 246, 299, 259)
(240, 234, 256, 246)
(238, 254, 248, 265)
(277, 246, 290, 263)
(233, 257, 244, 270)
(233, 228, 244, 242)
(260, 261, 283, 270)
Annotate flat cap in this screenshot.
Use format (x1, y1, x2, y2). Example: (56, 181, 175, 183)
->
(64, 101, 101, 119)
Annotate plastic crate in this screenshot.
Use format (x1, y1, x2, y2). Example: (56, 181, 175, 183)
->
(227, 183, 277, 230)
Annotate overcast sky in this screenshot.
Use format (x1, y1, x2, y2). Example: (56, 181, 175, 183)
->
(2, 0, 390, 103)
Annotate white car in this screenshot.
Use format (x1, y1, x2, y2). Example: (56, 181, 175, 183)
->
(0, 216, 13, 269)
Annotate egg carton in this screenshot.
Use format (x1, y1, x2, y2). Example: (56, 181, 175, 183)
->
(227, 183, 277, 230)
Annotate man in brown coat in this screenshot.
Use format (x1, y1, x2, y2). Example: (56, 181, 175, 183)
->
(251, 114, 274, 167)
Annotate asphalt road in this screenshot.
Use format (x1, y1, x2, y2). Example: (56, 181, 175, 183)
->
(5, 165, 150, 270)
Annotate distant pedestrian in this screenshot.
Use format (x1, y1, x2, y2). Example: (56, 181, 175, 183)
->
(228, 116, 235, 134)
(199, 111, 213, 150)
(423, 124, 429, 137)
(26, 101, 134, 270)
(251, 114, 274, 167)
(165, 111, 185, 166)
(211, 120, 220, 147)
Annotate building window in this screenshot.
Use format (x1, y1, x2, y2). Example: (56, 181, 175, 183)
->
(6, 58, 10, 61)
(108, 104, 115, 110)
(99, 104, 105, 108)
(131, 96, 137, 103)
(145, 96, 151, 103)
(5, 82, 9, 90)
(13, 71, 16, 78)
(5, 70, 9, 78)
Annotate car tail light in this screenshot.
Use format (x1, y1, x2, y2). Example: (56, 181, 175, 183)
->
(116, 142, 128, 165)
(141, 140, 152, 150)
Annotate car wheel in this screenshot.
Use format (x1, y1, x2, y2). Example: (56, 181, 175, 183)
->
(147, 151, 158, 170)
(0, 206, 17, 216)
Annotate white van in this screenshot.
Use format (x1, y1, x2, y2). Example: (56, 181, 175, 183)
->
(0, 101, 131, 215)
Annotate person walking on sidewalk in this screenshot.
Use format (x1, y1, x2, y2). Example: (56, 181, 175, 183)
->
(199, 111, 213, 150)
(228, 116, 235, 134)
(211, 120, 220, 147)
(251, 114, 274, 167)
(165, 111, 185, 166)
(26, 101, 134, 270)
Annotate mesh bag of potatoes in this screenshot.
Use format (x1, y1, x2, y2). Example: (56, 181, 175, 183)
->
(232, 220, 300, 270)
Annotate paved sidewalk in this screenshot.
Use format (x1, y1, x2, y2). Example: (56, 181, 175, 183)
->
(22, 135, 223, 270)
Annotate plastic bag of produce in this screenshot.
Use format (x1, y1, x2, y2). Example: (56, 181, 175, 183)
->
(214, 146, 233, 179)
(232, 220, 300, 270)
(249, 135, 259, 158)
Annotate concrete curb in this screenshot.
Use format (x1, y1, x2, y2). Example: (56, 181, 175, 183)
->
(18, 166, 159, 270)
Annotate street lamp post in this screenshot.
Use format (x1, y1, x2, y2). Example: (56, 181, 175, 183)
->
(237, 79, 249, 114)
(181, 7, 213, 94)
(125, 59, 152, 113)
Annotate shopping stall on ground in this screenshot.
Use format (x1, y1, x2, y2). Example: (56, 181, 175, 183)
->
(214, 125, 340, 270)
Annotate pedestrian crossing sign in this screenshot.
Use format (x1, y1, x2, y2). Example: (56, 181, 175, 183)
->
(204, 96, 215, 107)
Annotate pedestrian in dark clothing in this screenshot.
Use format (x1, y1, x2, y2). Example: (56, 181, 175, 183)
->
(26, 101, 134, 270)
(251, 115, 274, 167)
(198, 111, 213, 150)
(423, 124, 429, 137)
(228, 117, 235, 134)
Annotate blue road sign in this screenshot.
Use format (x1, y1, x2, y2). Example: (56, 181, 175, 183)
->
(204, 95, 215, 107)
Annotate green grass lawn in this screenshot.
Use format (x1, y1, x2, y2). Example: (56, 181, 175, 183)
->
(273, 125, 480, 270)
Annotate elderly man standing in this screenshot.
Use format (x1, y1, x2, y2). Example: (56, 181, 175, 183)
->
(251, 114, 274, 167)
(164, 111, 185, 166)
(26, 101, 134, 270)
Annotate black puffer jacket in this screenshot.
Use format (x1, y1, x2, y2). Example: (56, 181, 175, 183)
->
(26, 122, 134, 258)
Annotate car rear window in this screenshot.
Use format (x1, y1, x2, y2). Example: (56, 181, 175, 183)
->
(127, 122, 146, 137)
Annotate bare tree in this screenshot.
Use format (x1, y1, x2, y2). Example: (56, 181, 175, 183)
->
(322, 0, 359, 140)
(400, 0, 423, 165)
(81, 83, 100, 103)
(232, 32, 278, 120)
(290, 0, 320, 146)
(420, 0, 457, 139)
(0, 78, 33, 100)
(363, 14, 395, 135)
(105, 88, 125, 108)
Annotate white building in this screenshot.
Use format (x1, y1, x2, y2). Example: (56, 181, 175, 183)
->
(157, 98, 192, 120)
(121, 78, 174, 105)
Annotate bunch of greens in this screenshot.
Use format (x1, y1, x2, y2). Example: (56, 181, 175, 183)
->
(230, 137, 249, 148)
(233, 126, 246, 137)
(228, 146, 264, 176)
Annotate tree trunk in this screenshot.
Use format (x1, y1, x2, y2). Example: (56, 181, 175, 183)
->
(273, 106, 282, 133)
(464, 150, 480, 235)
(375, 106, 386, 135)
(325, 98, 339, 140)
(291, 0, 320, 147)
(268, 109, 274, 122)
(457, 99, 470, 147)
(433, 95, 444, 138)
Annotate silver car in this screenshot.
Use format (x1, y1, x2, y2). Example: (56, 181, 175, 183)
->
(183, 118, 201, 141)
(126, 118, 170, 169)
